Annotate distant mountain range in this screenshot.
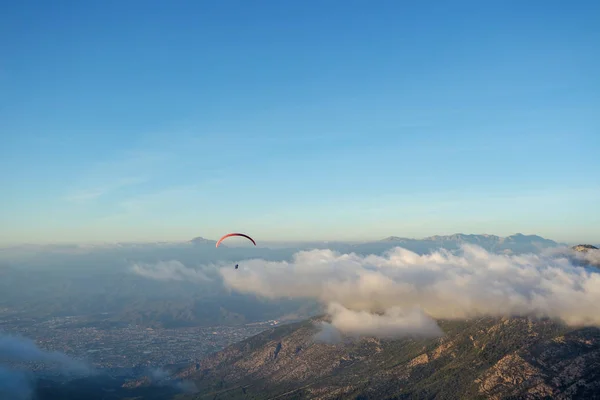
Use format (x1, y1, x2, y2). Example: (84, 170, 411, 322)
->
(3, 233, 589, 258)
(341, 233, 566, 256)
(2, 234, 588, 273)
(379, 232, 561, 246)
(187, 233, 568, 256)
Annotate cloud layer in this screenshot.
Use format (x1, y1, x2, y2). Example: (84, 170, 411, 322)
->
(147, 367, 197, 393)
(323, 303, 444, 340)
(0, 334, 90, 372)
(217, 245, 600, 338)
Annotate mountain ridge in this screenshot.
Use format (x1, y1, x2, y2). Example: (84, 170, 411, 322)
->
(190, 236, 218, 246)
(171, 315, 600, 399)
(345, 233, 563, 256)
(1, 233, 569, 250)
(380, 232, 558, 243)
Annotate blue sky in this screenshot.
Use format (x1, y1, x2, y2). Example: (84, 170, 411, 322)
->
(1, 0, 599, 245)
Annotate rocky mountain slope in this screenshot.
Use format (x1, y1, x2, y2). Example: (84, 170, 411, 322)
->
(572, 244, 599, 252)
(174, 316, 600, 400)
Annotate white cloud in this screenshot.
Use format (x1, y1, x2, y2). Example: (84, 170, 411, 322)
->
(313, 321, 343, 344)
(65, 177, 148, 202)
(217, 245, 600, 338)
(130, 260, 212, 283)
(63, 150, 169, 203)
(0, 334, 90, 373)
(116, 185, 204, 214)
(324, 303, 443, 339)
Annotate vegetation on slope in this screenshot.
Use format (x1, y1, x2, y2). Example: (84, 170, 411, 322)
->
(174, 316, 599, 400)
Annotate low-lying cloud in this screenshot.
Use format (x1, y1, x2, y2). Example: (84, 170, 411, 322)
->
(314, 303, 443, 344)
(0, 334, 90, 372)
(147, 367, 197, 393)
(217, 245, 600, 338)
(572, 248, 600, 268)
(0, 333, 91, 400)
(130, 260, 212, 283)
(327, 303, 443, 338)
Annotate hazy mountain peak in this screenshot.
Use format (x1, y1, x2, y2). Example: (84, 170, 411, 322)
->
(189, 236, 216, 245)
(364, 233, 561, 256)
(380, 236, 410, 242)
(425, 233, 474, 241)
(384, 233, 549, 243)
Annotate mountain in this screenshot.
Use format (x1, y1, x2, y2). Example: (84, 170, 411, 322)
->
(348, 233, 561, 256)
(420, 233, 560, 250)
(190, 236, 218, 246)
(171, 316, 600, 400)
(380, 236, 412, 242)
(2, 233, 562, 259)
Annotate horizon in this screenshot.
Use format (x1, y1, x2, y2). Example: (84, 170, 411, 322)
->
(2, 1, 599, 245)
(1, 231, 594, 248)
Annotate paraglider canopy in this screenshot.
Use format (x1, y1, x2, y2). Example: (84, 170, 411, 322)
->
(216, 232, 256, 248)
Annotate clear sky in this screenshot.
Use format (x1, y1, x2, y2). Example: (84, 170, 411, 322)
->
(1, 0, 599, 245)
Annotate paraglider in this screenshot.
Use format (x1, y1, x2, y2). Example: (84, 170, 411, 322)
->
(215, 233, 256, 248)
(216, 233, 256, 270)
